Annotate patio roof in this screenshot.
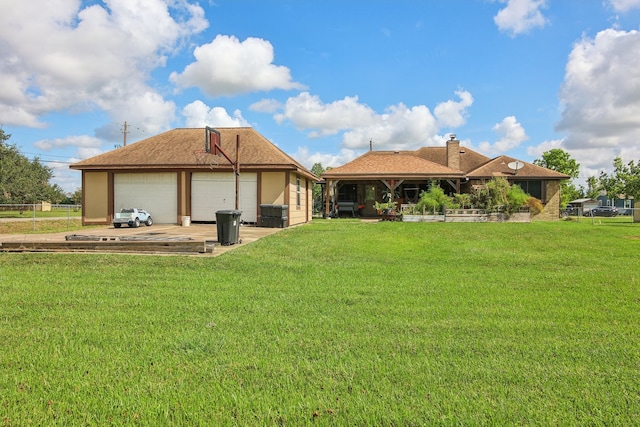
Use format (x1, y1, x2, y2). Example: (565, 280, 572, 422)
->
(322, 150, 464, 180)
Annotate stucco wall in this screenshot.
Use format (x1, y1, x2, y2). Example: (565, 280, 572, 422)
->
(260, 172, 286, 205)
(288, 172, 311, 226)
(83, 171, 109, 224)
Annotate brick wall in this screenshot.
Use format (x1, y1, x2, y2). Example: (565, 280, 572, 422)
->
(532, 180, 561, 221)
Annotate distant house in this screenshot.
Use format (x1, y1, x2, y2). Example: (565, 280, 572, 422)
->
(70, 127, 318, 226)
(321, 135, 570, 220)
(596, 194, 635, 214)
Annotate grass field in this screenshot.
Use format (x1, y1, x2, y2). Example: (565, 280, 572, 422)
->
(1, 220, 638, 425)
(0, 219, 88, 235)
(0, 207, 81, 219)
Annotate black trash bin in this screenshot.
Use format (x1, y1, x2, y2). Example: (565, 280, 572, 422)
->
(260, 204, 289, 228)
(216, 210, 242, 245)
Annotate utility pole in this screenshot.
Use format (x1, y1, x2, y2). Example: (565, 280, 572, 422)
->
(122, 121, 129, 146)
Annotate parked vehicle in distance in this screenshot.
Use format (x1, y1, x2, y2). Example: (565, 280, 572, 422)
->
(562, 204, 580, 217)
(113, 208, 153, 228)
(585, 206, 618, 217)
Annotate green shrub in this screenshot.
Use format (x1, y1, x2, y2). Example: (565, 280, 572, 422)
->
(415, 182, 453, 214)
(470, 177, 529, 214)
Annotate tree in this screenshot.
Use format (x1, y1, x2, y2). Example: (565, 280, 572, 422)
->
(620, 160, 640, 201)
(583, 176, 600, 199)
(0, 128, 58, 204)
(598, 157, 626, 207)
(311, 162, 325, 215)
(602, 156, 640, 203)
(533, 148, 580, 206)
(70, 188, 83, 205)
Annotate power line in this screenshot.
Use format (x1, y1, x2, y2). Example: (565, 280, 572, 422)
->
(21, 151, 73, 159)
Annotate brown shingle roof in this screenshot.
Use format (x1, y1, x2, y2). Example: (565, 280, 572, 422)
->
(467, 156, 570, 179)
(70, 127, 318, 181)
(414, 146, 491, 172)
(322, 150, 464, 180)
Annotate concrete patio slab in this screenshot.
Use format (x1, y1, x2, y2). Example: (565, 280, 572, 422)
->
(1, 223, 284, 256)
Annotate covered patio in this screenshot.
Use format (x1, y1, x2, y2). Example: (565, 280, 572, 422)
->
(321, 150, 464, 218)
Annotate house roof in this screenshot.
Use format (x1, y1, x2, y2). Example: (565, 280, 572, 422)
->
(321, 150, 465, 180)
(414, 146, 490, 173)
(70, 127, 318, 181)
(466, 155, 570, 179)
(569, 198, 599, 204)
(321, 144, 567, 182)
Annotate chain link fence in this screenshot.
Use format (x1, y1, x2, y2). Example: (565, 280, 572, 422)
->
(562, 206, 638, 223)
(0, 204, 82, 231)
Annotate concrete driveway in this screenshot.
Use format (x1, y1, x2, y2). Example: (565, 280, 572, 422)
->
(1, 223, 284, 256)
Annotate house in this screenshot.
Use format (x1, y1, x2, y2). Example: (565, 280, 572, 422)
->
(321, 135, 570, 220)
(596, 194, 635, 215)
(70, 127, 318, 226)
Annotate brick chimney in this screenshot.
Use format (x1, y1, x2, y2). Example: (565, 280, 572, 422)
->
(446, 134, 460, 170)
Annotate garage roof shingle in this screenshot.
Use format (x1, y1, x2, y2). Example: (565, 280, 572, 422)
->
(70, 127, 318, 181)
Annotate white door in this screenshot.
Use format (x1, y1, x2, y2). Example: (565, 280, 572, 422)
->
(114, 173, 178, 224)
(191, 172, 257, 223)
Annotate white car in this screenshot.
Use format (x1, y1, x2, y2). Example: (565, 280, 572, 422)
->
(113, 208, 153, 228)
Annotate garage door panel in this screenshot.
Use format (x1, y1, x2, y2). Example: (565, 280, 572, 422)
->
(115, 173, 177, 224)
(191, 172, 257, 222)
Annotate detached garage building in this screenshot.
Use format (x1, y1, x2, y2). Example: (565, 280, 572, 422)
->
(70, 127, 317, 227)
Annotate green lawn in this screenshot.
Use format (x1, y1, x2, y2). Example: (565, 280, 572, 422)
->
(0, 218, 88, 235)
(0, 207, 81, 219)
(1, 220, 638, 425)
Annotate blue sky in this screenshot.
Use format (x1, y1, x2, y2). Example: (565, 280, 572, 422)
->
(2, 0, 640, 193)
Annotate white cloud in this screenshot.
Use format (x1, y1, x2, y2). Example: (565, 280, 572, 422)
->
(434, 90, 474, 128)
(293, 146, 358, 170)
(0, 0, 206, 128)
(182, 100, 250, 128)
(609, 0, 640, 12)
(494, 0, 548, 36)
(478, 116, 528, 155)
(170, 35, 306, 96)
(556, 28, 640, 171)
(273, 92, 377, 137)
(525, 138, 564, 158)
(341, 104, 440, 150)
(270, 91, 472, 151)
(34, 135, 102, 151)
(249, 98, 283, 114)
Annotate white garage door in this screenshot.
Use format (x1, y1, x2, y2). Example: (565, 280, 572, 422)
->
(114, 173, 178, 224)
(191, 172, 257, 223)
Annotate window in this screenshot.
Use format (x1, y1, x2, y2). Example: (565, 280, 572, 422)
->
(338, 184, 357, 202)
(296, 177, 301, 207)
(513, 180, 543, 200)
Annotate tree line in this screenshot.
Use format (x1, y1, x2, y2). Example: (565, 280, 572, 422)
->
(533, 148, 640, 207)
(0, 129, 79, 205)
